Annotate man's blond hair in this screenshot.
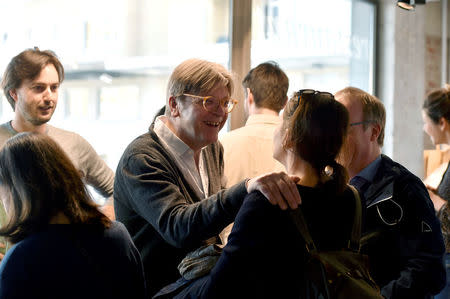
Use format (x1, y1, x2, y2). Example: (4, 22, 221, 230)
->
(165, 58, 234, 115)
(335, 87, 386, 146)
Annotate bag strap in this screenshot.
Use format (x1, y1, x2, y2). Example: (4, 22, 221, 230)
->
(290, 202, 317, 252)
(347, 184, 362, 251)
(290, 185, 363, 253)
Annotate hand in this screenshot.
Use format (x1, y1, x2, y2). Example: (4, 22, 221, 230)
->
(246, 172, 301, 210)
(425, 184, 437, 193)
(427, 188, 447, 213)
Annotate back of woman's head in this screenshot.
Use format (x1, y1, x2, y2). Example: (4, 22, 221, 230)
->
(0, 133, 110, 244)
(423, 86, 450, 124)
(283, 90, 349, 193)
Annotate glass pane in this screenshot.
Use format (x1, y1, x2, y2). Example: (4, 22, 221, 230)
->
(67, 88, 91, 120)
(0, 0, 231, 171)
(251, 0, 375, 96)
(99, 86, 140, 121)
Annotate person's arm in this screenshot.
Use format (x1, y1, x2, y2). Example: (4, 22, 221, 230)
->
(380, 179, 446, 298)
(426, 187, 448, 214)
(247, 172, 301, 210)
(113, 222, 148, 299)
(116, 152, 248, 248)
(76, 134, 115, 198)
(0, 245, 30, 299)
(0, 203, 7, 260)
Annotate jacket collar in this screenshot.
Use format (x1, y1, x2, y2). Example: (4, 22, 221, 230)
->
(364, 154, 397, 208)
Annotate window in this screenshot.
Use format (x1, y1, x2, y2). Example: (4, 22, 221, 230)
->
(0, 0, 231, 172)
(0, 0, 376, 175)
(251, 0, 376, 95)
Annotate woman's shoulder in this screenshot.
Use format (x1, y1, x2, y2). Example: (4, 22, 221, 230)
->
(243, 184, 355, 209)
(300, 184, 354, 203)
(236, 190, 289, 228)
(100, 222, 138, 252)
(0, 229, 58, 276)
(297, 185, 355, 220)
(103, 221, 132, 241)
(242, 190, 275, 210)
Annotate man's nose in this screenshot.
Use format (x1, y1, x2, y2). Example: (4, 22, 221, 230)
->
(211, 101, 227, 115)
(43, 87, 54, 99)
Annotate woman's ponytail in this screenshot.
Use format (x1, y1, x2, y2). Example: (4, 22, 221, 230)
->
(322, 160, 349, 194)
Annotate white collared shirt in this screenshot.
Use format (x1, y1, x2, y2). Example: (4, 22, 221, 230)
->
(154, 116, 210, 199)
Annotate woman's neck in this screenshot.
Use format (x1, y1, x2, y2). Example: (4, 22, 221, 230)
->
(444, 129, 450, 145)
(285, 153, 319, 187)
(49, 212, 71, 224)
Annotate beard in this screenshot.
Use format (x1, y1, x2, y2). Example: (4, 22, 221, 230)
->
(27, 112, 53, 126)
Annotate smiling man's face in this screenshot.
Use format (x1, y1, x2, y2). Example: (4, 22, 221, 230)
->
(173, 84, 229, 152)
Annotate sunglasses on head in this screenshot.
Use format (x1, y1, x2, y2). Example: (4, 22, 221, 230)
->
(288, 89, 334, 116)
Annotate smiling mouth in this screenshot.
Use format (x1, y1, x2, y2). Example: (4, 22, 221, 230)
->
(205, 121, 221, 127)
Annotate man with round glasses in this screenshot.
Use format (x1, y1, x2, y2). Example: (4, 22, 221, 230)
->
(113, 58, 301, 296)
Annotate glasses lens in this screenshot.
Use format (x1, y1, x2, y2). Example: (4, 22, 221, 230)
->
(319, 92, 334, 99)
(299, 89, 315, 95)
(204, 98, 216, 112)
(200, 95, 235, 113)
(226, 100, 236, 113)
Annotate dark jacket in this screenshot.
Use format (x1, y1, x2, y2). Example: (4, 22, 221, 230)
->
(114, 128, 248, 296)
(361, 155, 446, 299)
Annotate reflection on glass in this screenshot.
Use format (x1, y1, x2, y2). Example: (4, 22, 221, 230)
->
(251, 0, 375, 95)
(100, 86, 140, 121)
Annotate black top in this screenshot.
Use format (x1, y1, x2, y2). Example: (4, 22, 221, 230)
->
(437, 163, 450, 202)
(176, 184, 356, 299)
(0, 222, 147, 299)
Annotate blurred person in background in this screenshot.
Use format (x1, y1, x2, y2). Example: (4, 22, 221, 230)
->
(219, 61, 288, 243)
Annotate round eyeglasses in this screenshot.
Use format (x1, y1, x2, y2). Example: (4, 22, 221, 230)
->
(182, 93, 238, 113)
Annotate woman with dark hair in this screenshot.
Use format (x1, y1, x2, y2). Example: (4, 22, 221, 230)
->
(165, 89, 356, 298)
(422, 86, 450, 299)
(0, 133, 147, 299)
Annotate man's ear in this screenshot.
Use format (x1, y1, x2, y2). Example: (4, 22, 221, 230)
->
(9, 89, 18, 102)
(282, 95, 288, 109)
(168, 96, 180, 117)
(370, 123, 381, 142)
(246, 88, 254, 105)
(439, 117, 448, 131)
